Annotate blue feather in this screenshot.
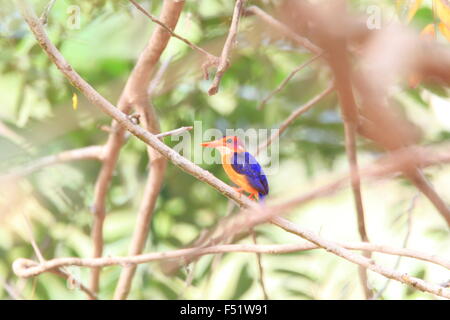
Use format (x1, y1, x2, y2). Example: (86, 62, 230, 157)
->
(231, 152, 269, 198)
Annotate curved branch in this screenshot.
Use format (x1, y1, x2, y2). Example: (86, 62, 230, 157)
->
(257, 82, 334, 154)
(129, 0, 217, 64)
(113, 1, 186, 300)
(0, 127, 191, 181)
(90, 0, 186, 296)
(1, 145, 103, 179)
(128, 0, 219, 79)
(326, 36, 371, 297)
(245, 5, 322, 55)
(18, 0, 450, 299)
(271, 217, 450, 299)
(257, 53, 324, 110)
(208, 0, 246, 95)
(13, 240, 450, 278)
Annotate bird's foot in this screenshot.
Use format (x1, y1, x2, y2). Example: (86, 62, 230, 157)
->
(247, 193, 257, 201)
(233, 187, 245, 196)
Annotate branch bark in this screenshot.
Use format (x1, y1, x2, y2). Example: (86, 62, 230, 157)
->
(1, 145, 102, 179)
(18, 0, 450, 299)
(257, 82, 334, 154)
(271, 216, 450, 299)
(257, 53, 324, 110)
(113, 0, 185, 300)
(21, 211, 97, 299)
(90, 0, 186, 296)
(208, 0, 246, 95)
(13, 239, 450, 286)
(245, 5, 322, 55)
(0, 127, 191, 181)
(128, 0, 218, 79)
(325, 35, 372, 297)
(251, 230, 269, 300)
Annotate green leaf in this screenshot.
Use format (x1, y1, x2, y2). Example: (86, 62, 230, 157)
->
(231, 263, 253, 299)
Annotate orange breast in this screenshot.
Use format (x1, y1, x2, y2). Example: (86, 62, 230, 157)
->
(221, 154, 258, 194)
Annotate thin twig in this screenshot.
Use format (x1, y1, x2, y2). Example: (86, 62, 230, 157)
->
(245, 5, 322, 55)
(21, 212, 45, 264)
(148, 55, 175, 96)
(0, 127, 191, 181)
(2, 145, 103, 179)
(208, 0, 246, 95)
(161, 198, 237, 276)
(373, 193, 419, 299)
(256, 83, 334, 154)
(39, 0, 56, 25)
(345, 121, 372, 299)
(271, 217, 450, 299)
(17, 1, 450, 299)
(257, 53, 324, 110)
(88, 0, 185, 297)
(179, 263, 196, 299)
(13, 239, 450, 277)
(173, 200, 238, 292)
(155, 126, 192, 139)
(113, 1, 186, 300)
(408, 170, 450, 227)
(325, 31, 372, 298)
(251, 230, 269, 300)
(128, 0, 219, 77)
(0, 276, 24, 300)
(21, 212, 97, 299)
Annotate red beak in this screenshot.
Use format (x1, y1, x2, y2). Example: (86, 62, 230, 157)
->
(201, 140, 221, 148)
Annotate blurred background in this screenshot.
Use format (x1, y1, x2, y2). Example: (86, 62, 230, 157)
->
(0, 0, 449, 299)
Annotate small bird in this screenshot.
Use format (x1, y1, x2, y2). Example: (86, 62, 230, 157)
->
(201, 136, 269, 201)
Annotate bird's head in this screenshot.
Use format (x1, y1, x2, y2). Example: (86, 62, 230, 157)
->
(201, 136, 245, 154)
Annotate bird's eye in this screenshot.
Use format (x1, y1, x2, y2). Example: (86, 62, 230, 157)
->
(226, 138, 232, 143)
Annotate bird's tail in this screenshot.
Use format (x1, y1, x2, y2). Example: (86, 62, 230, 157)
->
(258, 193, 266, 203)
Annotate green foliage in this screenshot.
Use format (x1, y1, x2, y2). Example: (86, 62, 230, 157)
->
(0, 0, 449, 300)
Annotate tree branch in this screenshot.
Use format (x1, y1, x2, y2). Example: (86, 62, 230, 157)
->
(21, 211, 97, 299)
(128, 0, 219, 78)
(17, 0, 450, 299)
(1, 145, 103, 179)
(13, 239, 450, 278)
(86, 0, 187, 297)
(257, 82, 334, 154)
(113, 1, 186, 300)
(208, 0, 246, 95)
(374, 193, 419, 299)
(0, 126, 191, 181)
(245, 5, 322, 55)
(271, 217, 450, 299)
(251, 230, 269, 300)
(326, 39, 372, 297)
(257, 53, 324, 110)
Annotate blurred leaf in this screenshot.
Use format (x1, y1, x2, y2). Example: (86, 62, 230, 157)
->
(436, 0, 450, 29)
(150, 278, 179, 300)
(420, 23, 436, 37)
(425, 226, 450, 240)
(285, 288, 315, 300)
(439, 21, 450, 40)
(422, 82, 449, 97)
(231, 263, 253, 299)
(410, 7, 434, 31)
(409, 23, 436, 88)
(406, 268, 426, 296)
(274, 268, 316, 282)
(72, 93, 78, 110)
(396, 0, 423, 22)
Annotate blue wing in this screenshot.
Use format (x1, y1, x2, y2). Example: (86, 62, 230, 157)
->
(231, 152, 269, 196)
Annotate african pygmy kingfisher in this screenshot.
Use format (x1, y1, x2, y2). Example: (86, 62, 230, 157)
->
(201, 136, 269, 201)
